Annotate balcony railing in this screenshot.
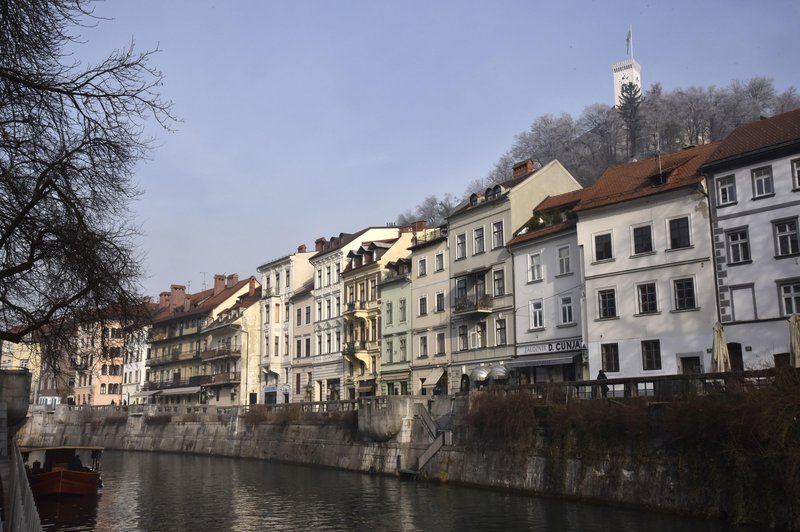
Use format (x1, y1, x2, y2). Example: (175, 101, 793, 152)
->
(207, 372, 241, 386)
(453, 294, 493, 315)
(201, 346, 242, 361)
(343, 341, 367, 356)
(143, 374, 211, 391)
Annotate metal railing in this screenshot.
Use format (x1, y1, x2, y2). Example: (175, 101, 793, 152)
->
(6, 440, 43, 531)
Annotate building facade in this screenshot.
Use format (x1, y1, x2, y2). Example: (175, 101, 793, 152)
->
(379, 257, 412, 395)
(702, 109, 800, 368)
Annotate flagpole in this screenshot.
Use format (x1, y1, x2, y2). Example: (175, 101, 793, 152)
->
(629, 25, 634, 60)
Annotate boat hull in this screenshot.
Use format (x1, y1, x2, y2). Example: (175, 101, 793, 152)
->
(28, 470, 101, 497)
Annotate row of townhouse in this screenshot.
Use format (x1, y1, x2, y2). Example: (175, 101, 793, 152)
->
(139, 108, 797, 406)
(18, 109, 796, 407)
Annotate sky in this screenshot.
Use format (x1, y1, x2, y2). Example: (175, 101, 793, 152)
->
(76, 1, 799, 298)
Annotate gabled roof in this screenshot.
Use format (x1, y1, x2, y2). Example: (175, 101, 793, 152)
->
(508, 188, 588, 247)
(575, 143, 719, 212)
(703, 108, 800, 168)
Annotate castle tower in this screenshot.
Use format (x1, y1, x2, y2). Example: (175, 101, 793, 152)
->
(612, 26, 641, 107)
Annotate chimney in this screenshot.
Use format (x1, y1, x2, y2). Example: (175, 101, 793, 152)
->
(315, 237, 327, 252)
(297, 244, 307, 253)
(158, 291, 170, 309)
(142, 296, 152, 304)
(512, 159, 535, 178)
(183, 296, 192, 312)
(249, 277, 256, 296)
(226, 273, 239, 288)
(170, 284, 186, 310)
(214, 274, 226, 295)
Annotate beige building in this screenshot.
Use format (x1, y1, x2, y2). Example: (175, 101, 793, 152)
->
(288, 281, 315, 402)
(409, 226, 450, 395)
(341, 228, 415, 398)
(309, 227, 399, 401)
(447, 159, 582, 390)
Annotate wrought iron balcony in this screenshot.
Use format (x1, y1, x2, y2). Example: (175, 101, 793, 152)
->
(453, 294, 494, 316)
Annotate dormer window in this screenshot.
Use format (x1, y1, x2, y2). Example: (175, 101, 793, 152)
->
(469, 193, 479, 206)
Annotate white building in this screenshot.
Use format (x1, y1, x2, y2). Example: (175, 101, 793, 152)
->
(575, 144, 720, 378)
(508, 189, 587, 383)
(702, 108, 800, 368)
(257, 245, 315, 404)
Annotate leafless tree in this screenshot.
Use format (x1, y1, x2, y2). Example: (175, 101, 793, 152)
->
(0, 0, 173, 371)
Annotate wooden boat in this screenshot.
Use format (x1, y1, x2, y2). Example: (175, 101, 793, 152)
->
(19, 446, 103, 497)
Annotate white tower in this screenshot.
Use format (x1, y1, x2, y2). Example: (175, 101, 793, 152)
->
(612, 26, 641, 107)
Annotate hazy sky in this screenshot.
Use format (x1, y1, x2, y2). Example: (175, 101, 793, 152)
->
(78, 1, 798, 297)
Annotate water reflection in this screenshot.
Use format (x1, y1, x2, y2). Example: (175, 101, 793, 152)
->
(37, 451, 765, 531)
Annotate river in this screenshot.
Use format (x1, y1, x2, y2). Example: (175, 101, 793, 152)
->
(34, 451, 762, 531)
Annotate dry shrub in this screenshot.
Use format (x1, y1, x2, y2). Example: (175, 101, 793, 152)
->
(273, 404, 303, 425)
(179, 413, 199, 423)
(242, 405, 269, 425)
(144, 413, 172, 425)
(466, 388, 539, 448)
(103, 414, 128, 424)
(547, 398, 650, 451)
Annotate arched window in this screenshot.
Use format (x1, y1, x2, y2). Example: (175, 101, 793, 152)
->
(100, 383, 107, 394)
(101, 364, 108, 375)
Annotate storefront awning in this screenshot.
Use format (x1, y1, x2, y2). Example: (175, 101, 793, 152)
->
(159, 386, 201, 396)
(416, 367, 445, 388)
(507, 353, 581, 368)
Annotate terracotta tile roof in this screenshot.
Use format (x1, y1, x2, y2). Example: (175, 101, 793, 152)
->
(508, 219, 578, 247)
(150, 278, 256, 324)
(536, 187, 588, 211)
(507, 188, 587, 247)
(575, 143, 719, 212)
(704, 108, 800, 166)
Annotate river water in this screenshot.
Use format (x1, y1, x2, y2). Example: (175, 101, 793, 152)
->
(35, 451, 762, 532)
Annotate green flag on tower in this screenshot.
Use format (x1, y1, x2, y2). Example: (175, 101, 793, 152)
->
(626, 26, 632, 57)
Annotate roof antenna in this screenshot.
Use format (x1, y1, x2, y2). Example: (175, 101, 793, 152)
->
(200, 272, 208, 291)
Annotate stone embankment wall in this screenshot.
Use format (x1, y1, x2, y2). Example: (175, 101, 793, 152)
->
(15, 395, 790, 530)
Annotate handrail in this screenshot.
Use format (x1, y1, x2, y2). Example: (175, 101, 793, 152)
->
(7, 439, 43, 532)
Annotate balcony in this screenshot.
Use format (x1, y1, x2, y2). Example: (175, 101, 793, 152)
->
(207, 372, 241, 386)
(343, 340, 367, 357)
(201, 346, 243, 362)
(143, 374, 211, 391)
(453, 294, 494, 316)
(261, 286, 279, 298)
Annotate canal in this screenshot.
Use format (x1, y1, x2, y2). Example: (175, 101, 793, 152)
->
(35, 451, 763, 531)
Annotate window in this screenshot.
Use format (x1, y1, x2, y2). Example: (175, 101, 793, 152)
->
(674, 278, 697, 310)
(456, 234, 466, 259)
(316, 269, 322, 288)
(434, 252, 444, 272)
(316, 301, 322, 321)
(668, 217, 691, 249)
(727, 229, 751, 264)
(296, 339, 302, 358)
(637, 282, 658, 314)
(100, 383, 107, 394)
(641, 340, 662, 370)
(529, 299, 544, 329)
(305, 306, 311, 324)
(495, 319, 507, 346)
(458, 325, 468, 351)
(493, 270, 505, 296)
(334, 262, 341, 283)
(475, 322, 487, 348)
(418, 296, 428, 316)
(370, 279, 377, 300)
(418, 257, 427, 277)
(793, 159, 800, 189)
(751, 166, 773, 197)
(594, 233, 613, 261)
(316, 335, 322, 355)
(275, 272, 280, 290)
(598, 289, 617, 319)
(456, 278, 467, 300)
(780, 281, 800, 315)
(386, 340, 394, 362)
(418, 336, 428, 358)
(717, 175, 736, 205)
(601, 343, 620, 372)
(474, 227, 485, 254)
(491, 221, 504, 248)
(335, 296, 341, 316)
(305, 338, 311, 357)
(286, 269, 291, 287)
(386, 302, 393, 324)
(528, 252, 543, 282)
(399, 299, 407, 322)
(436, 332, 445, 355)
(632, 225, 653, 254)
(296, 308, 302, 325)
(399, 338, 407, 360)
(560, 295, 574, 324)
(435, 292, 445, 312)
(554, 246, 569, 275)
(775, 220, 799, 256)
(325, 266, 331, 286)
